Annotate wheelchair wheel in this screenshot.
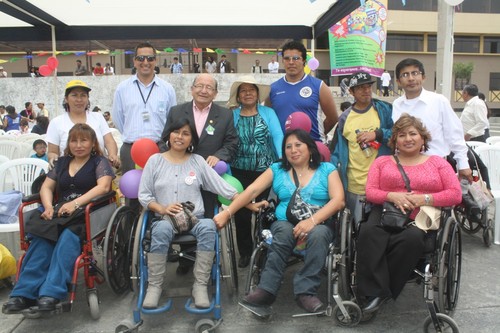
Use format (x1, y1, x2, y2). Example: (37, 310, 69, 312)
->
(131, 210, 148, 295)
(195, 318, 216, 333)
(245, 244, 267, 294)
(115, 319, 139, 333)
(453, 205, 481, 234)
(104, 205, 137, 295)
(438, 217, 462, 314)
(422, 313, 459, 333)
(87, 290, 100, 320)
(220, 218, 238, 294)
(338, 212, 354, 301)
(483, 218, 493, 247)
(332, 301, 362, 327)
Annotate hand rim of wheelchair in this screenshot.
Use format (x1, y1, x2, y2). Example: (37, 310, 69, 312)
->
(219, 216, 238, 295)
(131, 210, 148, 295)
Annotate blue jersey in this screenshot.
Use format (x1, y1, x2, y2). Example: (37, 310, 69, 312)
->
(269, 75, 324, 141)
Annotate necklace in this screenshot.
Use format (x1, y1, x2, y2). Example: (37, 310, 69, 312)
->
(294, 167, 310, 177)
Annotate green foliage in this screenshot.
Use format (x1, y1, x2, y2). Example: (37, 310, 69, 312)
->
(453, 62, 474, 79)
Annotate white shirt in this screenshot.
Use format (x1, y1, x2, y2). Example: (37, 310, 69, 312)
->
(268, 61, 279, 74)
(393, 88, 469, 170)
(205, 61, 217, 73)
(460, 95, 488, 138)
(381, 72, 391, 87)
(46, 111, 111, 155)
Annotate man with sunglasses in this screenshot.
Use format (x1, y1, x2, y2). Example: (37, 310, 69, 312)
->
(393, 58, 472, 181)
(266, 41, 338, 142)
(112, 42, 177, 207)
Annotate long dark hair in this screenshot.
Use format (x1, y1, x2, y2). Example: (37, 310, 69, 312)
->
(280, 129, 321, 171)
(162, 118, 199, 151)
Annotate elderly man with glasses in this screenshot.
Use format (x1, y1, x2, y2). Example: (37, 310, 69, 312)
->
(112, 42, 177, 208)
(266, 41, 338, 142)
(393, 58, 472, 182)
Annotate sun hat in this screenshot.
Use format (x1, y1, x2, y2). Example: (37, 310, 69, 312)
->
(228, 75, 271, 108)
(65, 79, 91, 94)
(348, 72, 376, 88)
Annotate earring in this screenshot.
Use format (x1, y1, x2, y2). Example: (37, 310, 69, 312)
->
(420, 144, 425, 153)
(187, 145, 194, 153)
(166, 140, 170, 148)
(68, 152, 74, 158)
(310, 155, 313, 163)
(395, 146, 400, 155)
(91, 148, 97, 156)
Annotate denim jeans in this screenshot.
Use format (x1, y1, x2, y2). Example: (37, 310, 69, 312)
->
(149, 218, 216, 254)
(259, 220, 334, 296)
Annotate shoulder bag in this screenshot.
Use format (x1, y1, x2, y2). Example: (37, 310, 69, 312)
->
(286, 168, 322, 225)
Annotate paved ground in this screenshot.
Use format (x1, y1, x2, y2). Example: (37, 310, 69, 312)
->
(1, 228, 499, 333)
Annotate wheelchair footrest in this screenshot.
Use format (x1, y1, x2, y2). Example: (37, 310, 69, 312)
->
(238, 300, 272, 318)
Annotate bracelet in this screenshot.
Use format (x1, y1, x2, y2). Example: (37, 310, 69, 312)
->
(310, 216, 316, 226)
(226, 207, 232, 218)
(74, 200, 80, 209)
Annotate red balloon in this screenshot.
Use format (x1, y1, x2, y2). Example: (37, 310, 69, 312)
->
(316, 141, 331, 162)
(47, 56, 59, 70)
(131, 138, 160, 168)
(38, 65, 53, 77)
(285, 112, 312, 133)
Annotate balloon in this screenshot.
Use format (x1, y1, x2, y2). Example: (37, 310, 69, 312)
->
(304, 66, 311, 75)
(316, 141, 331, 162)
(38, 65, 52, 77)
(285, 111, 312, 133)
(131, 138, 160, 168)
(218, 174, 243, 206)
(135, 164, 142, 170)
(213, 160, 228, 175)
(47, 56, 59, 70)
(308, 57, 319, 71)
(119, 169, 143, 199)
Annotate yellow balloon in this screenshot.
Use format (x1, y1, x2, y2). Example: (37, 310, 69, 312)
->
(304, 65, 311, 74)
(135, 164, 142, 170)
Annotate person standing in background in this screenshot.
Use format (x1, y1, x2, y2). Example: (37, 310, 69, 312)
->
(217, 55, 231, 74)
(478, 92, 491, 139)
(75, 60, 87, 76)
(251, 60, 262, 73)
(380, 70, 391, 97)
(0, 66, 7, 78)
(205, 56, 217, 74)
(267, 56, 279, 74)
(170, 57, 183, 74)
(460, 84, 488, 142)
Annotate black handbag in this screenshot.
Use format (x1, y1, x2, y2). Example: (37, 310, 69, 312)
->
(380, 155, 412, 232)
(286, 169, 321, 225)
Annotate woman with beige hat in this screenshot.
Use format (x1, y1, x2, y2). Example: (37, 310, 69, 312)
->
(228, 75, 283, 268)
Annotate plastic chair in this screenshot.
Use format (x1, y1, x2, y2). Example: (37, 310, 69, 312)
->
(109, 128, 123, 156)
(466, 141, 487, 151)
(0, 141, 22, 159)
(474, 145, 500, 245)
(486, 136, 500, 145)
(0, 155, 9, 165)
(0, 135, 16, 141)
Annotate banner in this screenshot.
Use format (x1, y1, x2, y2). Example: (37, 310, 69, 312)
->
(329, 0, 388, 77)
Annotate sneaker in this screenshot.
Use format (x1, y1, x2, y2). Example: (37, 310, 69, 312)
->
(242, 288, 276, 306)
(296, 294, 324, 313)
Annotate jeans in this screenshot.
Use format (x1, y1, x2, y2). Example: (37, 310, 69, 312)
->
(258, 220, 334, 296)
(149, 218, 216, 254)
(11, 229, 81, 300)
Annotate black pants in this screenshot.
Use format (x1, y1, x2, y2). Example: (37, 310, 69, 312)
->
(356, 206, 425, 299)
(382, 86, 389, 97)
(231, 167, 270, 257)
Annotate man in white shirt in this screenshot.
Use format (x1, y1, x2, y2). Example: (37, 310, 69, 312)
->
(393, 58, 472, 181)
(268, 56, 279, 74)
(380, 70, 391, 96)
(170, 57, 183, 74)
(0, 66, 7, 78)
(460, 84, 489, 142)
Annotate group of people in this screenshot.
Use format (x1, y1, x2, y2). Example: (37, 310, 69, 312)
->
(0, 102, 50, 135)
(1, 40, 479, 324)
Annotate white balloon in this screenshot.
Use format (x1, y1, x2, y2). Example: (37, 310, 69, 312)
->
(444, 0, 464, 6)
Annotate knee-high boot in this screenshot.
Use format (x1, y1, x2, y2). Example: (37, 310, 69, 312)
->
(192, 251, 214, 308)
(143, 253, 166, 309)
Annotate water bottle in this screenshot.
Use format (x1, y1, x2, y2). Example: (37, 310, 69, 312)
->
(460, 178, 470, 195)
(261, 229, 273, 245)
(355, 129, 373, 157)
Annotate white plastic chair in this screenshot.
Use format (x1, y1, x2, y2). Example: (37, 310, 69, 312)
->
(0, 129, 5, 135)
(474, 145, 500, 245)
(0, 158, 49, 258)
(17, 142, 36, 158)
(0, 155, 9, 165)
(486, 136, 500, 145)
(0, 140, 22, 159)
(15, 133, 42, 143)
(466, 141, 487, 151)
(0, 135, 16, 141)
(109, 128, 123, 156)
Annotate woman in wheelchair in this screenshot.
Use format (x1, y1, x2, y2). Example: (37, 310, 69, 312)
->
(357, 114, 462, 314)
(138, 118, 239, 310)
(2, 124, 114, 314)
(214, 129, 345, 313)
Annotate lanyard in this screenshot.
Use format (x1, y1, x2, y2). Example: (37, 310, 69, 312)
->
(135, 80, 155, 107)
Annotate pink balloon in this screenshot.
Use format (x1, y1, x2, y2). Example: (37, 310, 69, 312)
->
(213, 160, 228, 175)
(285, 112, 312, 133)
(308, 57, 319, 71)
(316, 141, 331, 162)
(119, 169, 143, 199)
(47, 56, 59, 70)
(38, 65, 53, 77)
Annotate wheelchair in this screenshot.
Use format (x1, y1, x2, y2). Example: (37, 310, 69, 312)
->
(15, 190, 134, 320)
(343, 204, 462, 332)
(243, 203, 363, 326)
(116, 206, 238, 333)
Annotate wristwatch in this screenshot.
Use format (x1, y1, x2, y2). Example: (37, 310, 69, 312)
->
(74, 200, 80, 210)
(424, 194, 431, 205)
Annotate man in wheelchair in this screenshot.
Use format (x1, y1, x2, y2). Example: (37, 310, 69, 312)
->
(2, 124, 114, 314)
(356, 115, 462, 313)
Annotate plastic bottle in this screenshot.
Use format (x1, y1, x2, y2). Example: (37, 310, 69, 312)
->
(355, 129, 373, 157)
(460, 178, 470, 195)
(261, 229, 273, 245)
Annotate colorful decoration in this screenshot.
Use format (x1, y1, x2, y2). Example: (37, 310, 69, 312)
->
(131, 138, 160, 169)
(38, 65, 52, 76)
(315, 141, 331, 162)
(308, 57, 319, 70)
(213, 161, 228, 176)
(119, 170, 143, 199)
(218, 174, 243, 206)
(285, 112, 312, 133)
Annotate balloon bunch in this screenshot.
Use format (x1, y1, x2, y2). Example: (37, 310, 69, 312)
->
(39, 57, 59, 77)
(213, 161, 244, 206)
(119, 138, 159, 199)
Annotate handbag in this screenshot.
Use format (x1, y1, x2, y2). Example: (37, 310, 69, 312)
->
(286, 168, 322, 225)
(467, 151, 494, 210)
(163, 201, 199, 233)
(380, 155, 412, 232)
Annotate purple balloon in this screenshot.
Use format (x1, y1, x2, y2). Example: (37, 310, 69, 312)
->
(213, 160, 228, 175)
(119, 169, 143, 199)
(308, 57, 319, 71)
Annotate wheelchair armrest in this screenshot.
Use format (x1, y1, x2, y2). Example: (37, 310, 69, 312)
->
(22, 193, 41, 203)
(89, 191, 116, 205)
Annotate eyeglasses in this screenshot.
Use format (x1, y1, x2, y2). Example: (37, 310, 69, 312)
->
(193, 84, 216, 92)
(282, 56, 302, 62)
(134, 55, 156, 62)
(399, 71, 422, 79)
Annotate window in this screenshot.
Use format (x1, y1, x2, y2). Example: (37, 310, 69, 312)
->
(484, 37, 500, 54)
(387, 34, 423, 52)
(454, 36, 480, 53)
(427, 35, 437, 52)
(388, 0, 436, 11)
(490, 73, 500, 90)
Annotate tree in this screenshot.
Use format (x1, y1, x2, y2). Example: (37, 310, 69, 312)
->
(453, 62, 474, 90)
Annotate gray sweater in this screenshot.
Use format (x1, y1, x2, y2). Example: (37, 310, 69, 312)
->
(139, 153, 238, 217)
